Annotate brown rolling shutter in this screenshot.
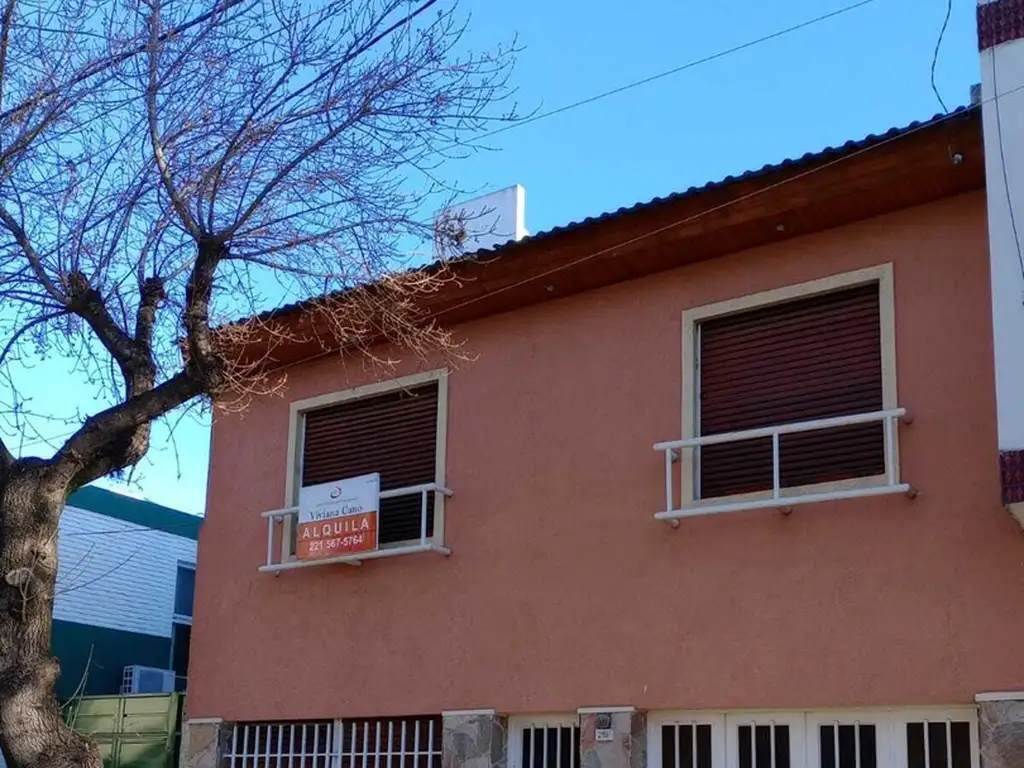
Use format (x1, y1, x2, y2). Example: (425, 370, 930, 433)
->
(698, 283, 883, 499)
(302, 382, 439, 543)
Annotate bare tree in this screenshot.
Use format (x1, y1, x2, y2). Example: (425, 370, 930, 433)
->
(0, 0, 514, 764)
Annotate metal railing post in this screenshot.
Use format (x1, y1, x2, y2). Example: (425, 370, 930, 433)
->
(266, 515, 275, 567)
(771, 432, 781, 499)
(258, 482, 453, 572)
(420, 489, 428, 546)
(653, 408, 912, 521)
(664, 449, 674, 514)
(885, 414, 896, 486)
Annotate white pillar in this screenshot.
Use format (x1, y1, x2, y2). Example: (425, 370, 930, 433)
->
(979, 0, 1024, 502)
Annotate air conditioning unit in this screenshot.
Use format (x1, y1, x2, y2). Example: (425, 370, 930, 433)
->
(120, 665, 175, 695)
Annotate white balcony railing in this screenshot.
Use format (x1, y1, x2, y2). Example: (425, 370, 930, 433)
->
(653, 408, 914, 524)
(259, 482, 452, 574)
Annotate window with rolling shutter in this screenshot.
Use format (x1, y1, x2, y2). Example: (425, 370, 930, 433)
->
(697, 283, 884, 500)
(300, 381, 440, 545)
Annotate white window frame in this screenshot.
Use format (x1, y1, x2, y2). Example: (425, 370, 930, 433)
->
(680, 264, 899, 509)
(281, 368, 449, 563)
(803, 709, 894, 767)
(646, 707, 979, 768)
(508, 713, 580, 768)
(169, 560, 195, 686)
(725, 712, 807, 768)
(172, 560, 196, 626)
(647, 711, 726, 768)
(885, 707, 980, 768)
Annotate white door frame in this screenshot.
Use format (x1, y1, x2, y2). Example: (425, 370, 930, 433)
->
(643, 707, 979, 768)
(507, 714, 580, 768)
(647, 711, 726, 768)
(725, 712, 807, 768)
(803, 709, 893, 768)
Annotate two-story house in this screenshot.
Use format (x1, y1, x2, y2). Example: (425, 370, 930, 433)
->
(181, 4, 1024, 768)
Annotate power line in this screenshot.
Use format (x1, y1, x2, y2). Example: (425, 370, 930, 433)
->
(435, 95, 1017, 322)
(10, 428, 77, 450)
(989, 55, 1024, 284)
(38, 107, 1019, 535)
(0, 0, 962, 491)
(474, 0, 881, 142)
(930, 0, 953, 113)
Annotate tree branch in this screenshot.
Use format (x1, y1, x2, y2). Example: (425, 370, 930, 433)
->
(204, 0, 440, 228)
(46, 235, 224, 487)
(145, 1, 200, 237)
(225, 105, 370, 235)
(0, 0, 19, 112)
(0, 203, 65, 303)
(134, 277, 165, 357)
(0, 1, 515, 764)
(255, 0, 441, 131)
(0, 310, 66, 369)
(218, 0, 442, 236)
(182, 238, 226, 385)
(0, 434, 13, 470)
(62, 274, 136, 363)
(49, 369, 203, 487)
(0, 0, 254, 126)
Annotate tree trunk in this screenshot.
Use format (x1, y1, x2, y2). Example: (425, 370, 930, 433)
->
(0, 462, 100, 768)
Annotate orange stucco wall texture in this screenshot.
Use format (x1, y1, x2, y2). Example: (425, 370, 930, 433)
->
(189, 190, 1024, 722)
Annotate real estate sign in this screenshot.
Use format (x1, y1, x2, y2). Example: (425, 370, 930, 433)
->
(297, 473, 380, 560)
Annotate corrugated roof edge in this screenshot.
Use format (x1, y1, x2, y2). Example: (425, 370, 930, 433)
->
(67, 485, 202, 540)
(252, 105, 977, 324)
(467, 105, 977, 255)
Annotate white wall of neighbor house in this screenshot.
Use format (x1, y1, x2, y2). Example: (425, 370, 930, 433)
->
(54, 505, 197, 639)
(980, 0, 1024, 451)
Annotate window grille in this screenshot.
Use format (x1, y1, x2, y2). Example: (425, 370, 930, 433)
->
(225, 717, 442, 768)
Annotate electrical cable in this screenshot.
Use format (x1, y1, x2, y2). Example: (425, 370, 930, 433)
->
(434, 92, 1021, 322)
(989, 52, 1024, 284)
(930, 0, 952, 113)
(474, 0, 881, 142)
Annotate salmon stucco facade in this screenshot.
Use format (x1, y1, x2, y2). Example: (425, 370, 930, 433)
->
(196, 189, 1016, 714)
(184, 6, 1024, 768)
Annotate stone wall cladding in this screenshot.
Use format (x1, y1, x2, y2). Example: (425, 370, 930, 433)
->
(442, 712, 508, 768)
(180, 720, 230, 768)
(980, 700, 1024, 768)
(579, 711, 645, 768)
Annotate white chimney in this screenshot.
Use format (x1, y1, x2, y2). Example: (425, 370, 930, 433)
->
(979, 0, 1024, 504)
(433, 184, 527, 259)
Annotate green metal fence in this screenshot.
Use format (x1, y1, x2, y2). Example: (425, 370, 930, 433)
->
(63, 693, 184, 768)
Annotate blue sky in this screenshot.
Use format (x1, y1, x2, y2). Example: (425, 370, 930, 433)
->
(4, 0, 982, 515)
